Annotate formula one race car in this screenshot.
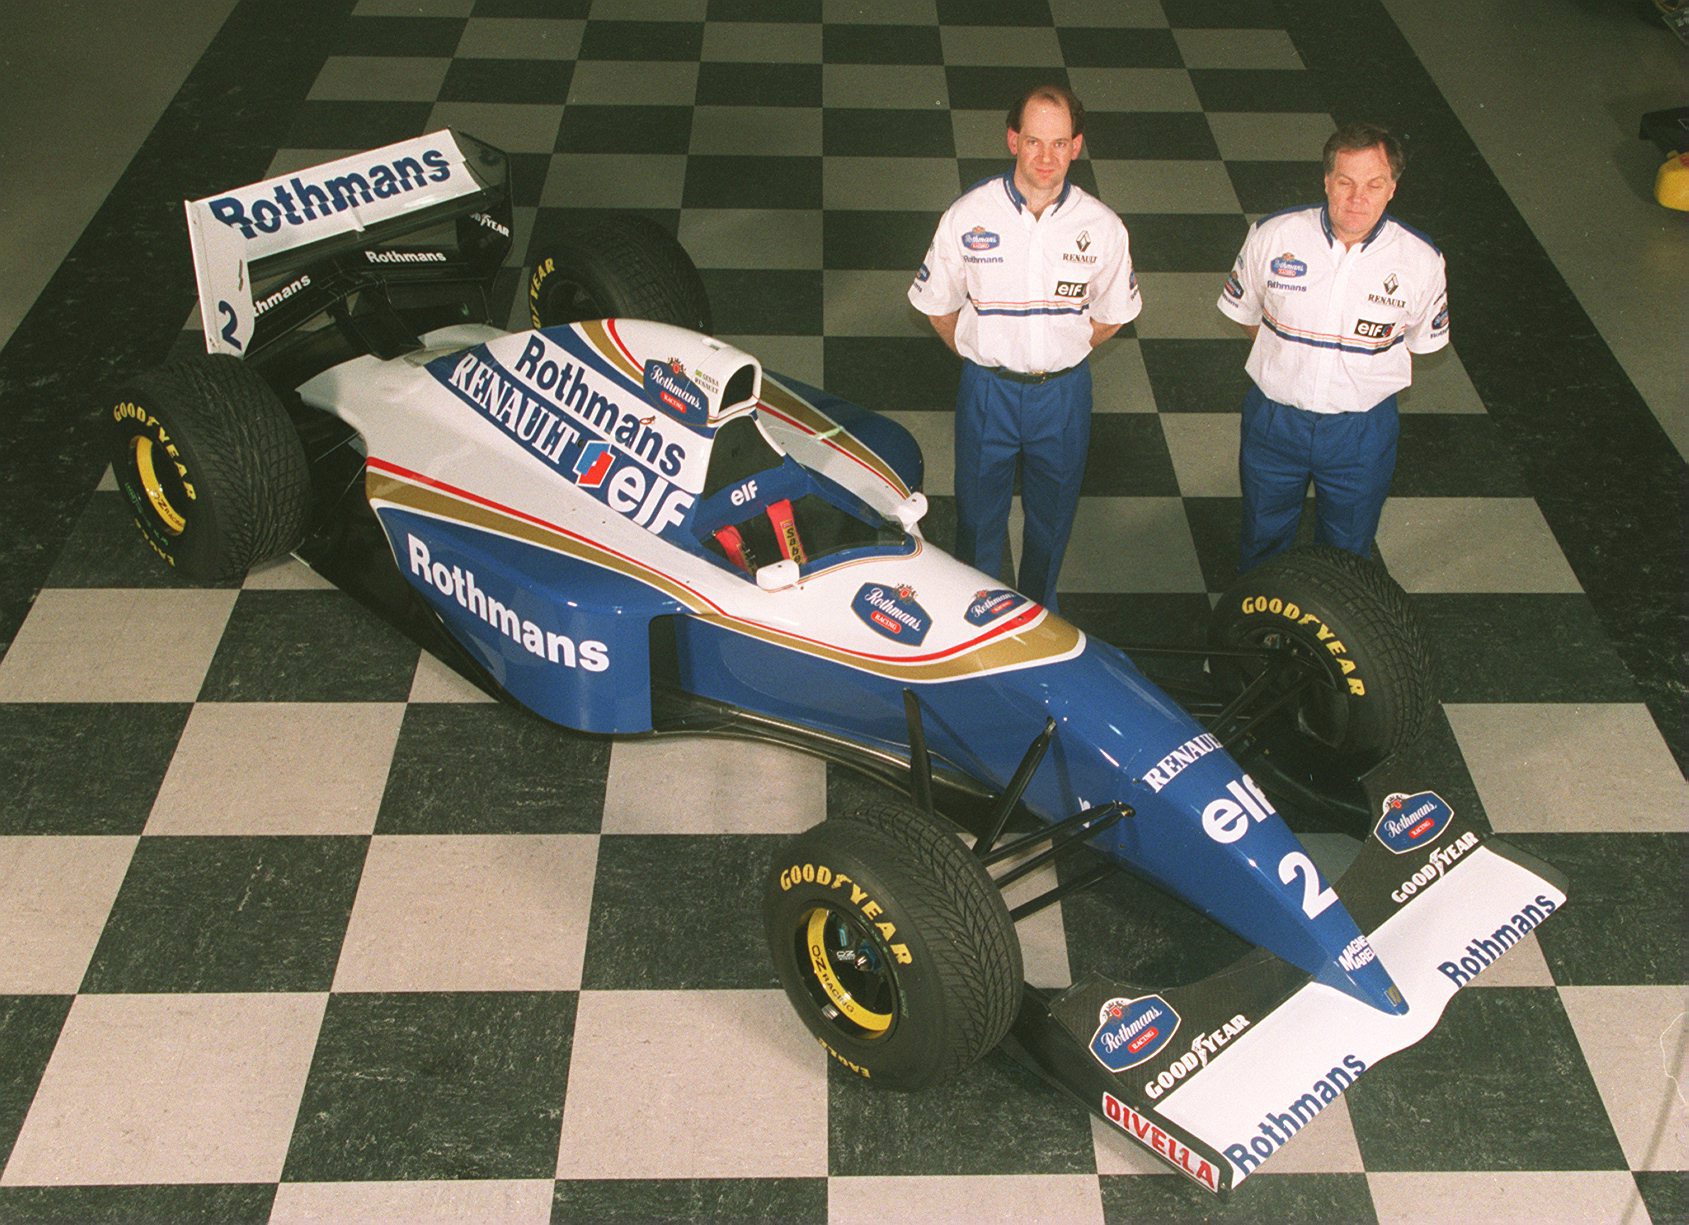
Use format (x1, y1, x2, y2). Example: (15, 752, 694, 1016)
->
(108, 131, 1566, 1195)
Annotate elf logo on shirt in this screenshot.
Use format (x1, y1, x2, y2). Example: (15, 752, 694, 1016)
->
(962, 227, 1000, 251)
(1054, 280, 1087, 298)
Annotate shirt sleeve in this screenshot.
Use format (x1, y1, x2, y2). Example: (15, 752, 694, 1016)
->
(1217, 222, 1264, 326)
(1405, 251, 1450, 354)
(908, 205, 967, 316)
(1087, 215, 1143, 327)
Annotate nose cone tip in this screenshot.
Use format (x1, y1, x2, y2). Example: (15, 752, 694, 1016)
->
(1317, 957, 1411, 1016)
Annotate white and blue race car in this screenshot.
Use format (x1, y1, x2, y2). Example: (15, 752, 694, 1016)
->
(109, 130, 1566, 1195)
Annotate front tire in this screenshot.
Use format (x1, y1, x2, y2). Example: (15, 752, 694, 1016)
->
(765, 800, 1023, 1091)
(528, 215, 711, 333)
(108, 355, 310, 581)
(1209, 545, 1434, 764)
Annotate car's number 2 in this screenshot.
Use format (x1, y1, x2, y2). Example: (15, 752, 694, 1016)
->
(217, 300, 244, 351)
(1279, 851, 1337, 918)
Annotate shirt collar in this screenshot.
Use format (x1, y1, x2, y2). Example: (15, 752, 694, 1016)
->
(1319, 205, 1388, 250)
(1001, 169, 1071, 215)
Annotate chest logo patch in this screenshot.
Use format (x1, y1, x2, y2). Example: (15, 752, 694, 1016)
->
(1054, 280, 1087, 298)
(962, 227, 1000, 251)
(1270, 253, 1307, 278)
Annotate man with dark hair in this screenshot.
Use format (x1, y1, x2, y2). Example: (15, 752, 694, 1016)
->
(1218, 121, 1448, 573)
(908, 84, 1141, 611)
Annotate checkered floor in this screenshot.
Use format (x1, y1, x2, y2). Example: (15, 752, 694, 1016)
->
(0, 0, 1684, 1221)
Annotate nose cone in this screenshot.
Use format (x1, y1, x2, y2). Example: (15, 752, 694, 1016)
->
(1314, 936, 1410, 1016)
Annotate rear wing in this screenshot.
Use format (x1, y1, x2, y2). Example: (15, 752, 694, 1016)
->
(184, 129, 510, 358)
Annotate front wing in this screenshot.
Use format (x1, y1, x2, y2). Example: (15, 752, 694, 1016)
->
(1002, 763, 1567, 1195)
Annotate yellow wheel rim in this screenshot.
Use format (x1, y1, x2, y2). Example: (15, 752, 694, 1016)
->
(804, 908, 892, 1033)
(132, 435, 186, 535)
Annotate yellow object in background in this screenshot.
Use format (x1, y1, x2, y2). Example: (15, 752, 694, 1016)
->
(1656, 152, 1689, 210)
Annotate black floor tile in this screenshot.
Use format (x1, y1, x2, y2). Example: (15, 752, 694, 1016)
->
(529, 207, 681, 257)
(197, 589, 419, 703)
(1414, 594, 1642, 704)
(709, 0, 819, 20)
(1140, 338, 1254, 414)
(553, 1178, 828, 1223)
(1085, 112, 1220, 160)
(1506, 833, 1687, 986)
(699, 269, 822, 335)
(1190, 69, 1329, 113)
(823, 210, 940, 271)
(683, 155, 823, 209)
(440, 57, 573, 105)
(333, 16, 466, 57)
(1346, 987, 1627, 1170)
(696, 61, 821, 107)
(1100, 1171, 1377, 1223)
(507, 152, 552, 206)
(1225, 161, 1323, 217)
(1127, 213, 1250, 273)
(821, 23, 943, 65)
(935, 0, 1053, 25)
(1082, 413, 1181, 496)
(1392, 415, 1530, 497)
(557, 105, 693, 154)
(1058, 27, 1182, 69)
(474, 0, 589, 13)
(945, 66, 1071, 112)
(1160, 0, 1282, 28)
(286, 101, 437, 151)
(1180, 494, 1245, 589)
(0, 1184, 275, 1223)
(0, 995, 72, 1172)
(824, 108, 955, 158)
(282, 990, 576, 1181)
(580, 834, 781, 990)
(377, 704, 610, 834)
(823, 337, 960, 413)
(578, 20, 703, 62)
(81, 835, 367, 993)
(1058, 846, 1256, 987)
(0, 703, 189, 836)
(1634, 1170, 1689, 1225)
(826, 1050, 1095, 1176)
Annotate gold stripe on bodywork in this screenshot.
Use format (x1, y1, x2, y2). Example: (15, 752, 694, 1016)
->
(578, 319, 644, 383)
(367, 468, 1083, 681)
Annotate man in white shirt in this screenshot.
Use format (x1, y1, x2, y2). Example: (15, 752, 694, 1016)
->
(1218, 122, 1449, 574)
(909, 85, 1142, 611)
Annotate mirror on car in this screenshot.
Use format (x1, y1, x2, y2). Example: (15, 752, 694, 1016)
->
(756, 558, 801, 591)
(893, 491, 929, 531)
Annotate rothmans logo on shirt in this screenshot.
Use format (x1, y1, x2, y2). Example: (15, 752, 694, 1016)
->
(962, 227, 1000, 251)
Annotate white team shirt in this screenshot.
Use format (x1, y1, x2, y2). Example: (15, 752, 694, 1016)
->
(909, 172, 1141, 375)
(1218, 205, 1449, 414)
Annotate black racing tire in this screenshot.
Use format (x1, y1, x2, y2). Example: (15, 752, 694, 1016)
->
(1209, 544, 1434, 764)
(108, 355, 311, 581)
(528, 215, 712, 333)
(765, 800, 1023, 1091)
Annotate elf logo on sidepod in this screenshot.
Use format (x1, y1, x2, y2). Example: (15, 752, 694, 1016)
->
(1089, 995, 1179, 1073)
(964, 588, 1027, 626)
(1374, 790, 1453, 853)
(852, 583, 930, 644)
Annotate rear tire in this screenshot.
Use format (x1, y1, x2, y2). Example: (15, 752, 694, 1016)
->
(1209, 545, 1433, 764)
(528, 215, 711, 333)
(765, 800, 1023, 1091)
(108, 355, 310, 581)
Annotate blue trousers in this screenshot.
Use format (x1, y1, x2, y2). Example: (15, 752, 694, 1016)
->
(953, 360, 1091, 610)
(1237, 385, 1399, 574)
